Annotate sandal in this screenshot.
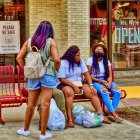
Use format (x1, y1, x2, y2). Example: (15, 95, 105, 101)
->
(107, 115, 115, 122)
(114, 116, 123, 123)
(102, 117, 112, 124)
(66, 120, 75, 128)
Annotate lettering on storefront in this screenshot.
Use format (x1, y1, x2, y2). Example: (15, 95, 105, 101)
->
(90, 18, 106, 25)
(115, 19, 140, 44)
(0, 21, 20, 54)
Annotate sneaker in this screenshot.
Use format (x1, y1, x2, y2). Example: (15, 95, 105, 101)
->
(17, 128, 30, 137)
(39, 132, 53, 140)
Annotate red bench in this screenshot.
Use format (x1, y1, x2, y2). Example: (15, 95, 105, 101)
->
(16, 65, 127, 112)
(0, 65, 28, 125)
(16, 66, 28, 98)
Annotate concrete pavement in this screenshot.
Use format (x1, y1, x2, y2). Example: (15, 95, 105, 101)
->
(0, 102, 140, 140)
(1, 78, 140, 140)
(0, 120, 140, 140)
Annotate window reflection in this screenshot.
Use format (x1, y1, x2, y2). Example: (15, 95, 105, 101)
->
(90, 0, 107, 52)
(90, 0, 140, 69)
(112, 1, 140, 68)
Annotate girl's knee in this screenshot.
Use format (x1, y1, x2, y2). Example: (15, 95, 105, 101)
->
(112, 86, 121, 92)
(27, 104, 36, 111)
(99, 88, 110, 96)
(41, 102, 50, 111)
(41, 98, 51, 108)
(64, 90, 74, 98)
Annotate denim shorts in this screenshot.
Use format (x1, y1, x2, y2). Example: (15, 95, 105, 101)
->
(28, 74, 57, 90)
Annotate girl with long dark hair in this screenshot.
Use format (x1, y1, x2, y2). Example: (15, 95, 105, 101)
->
(57, 45, 110, 127)
(86, 42, 123, 123)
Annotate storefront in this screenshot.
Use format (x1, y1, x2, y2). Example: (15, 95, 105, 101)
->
(90, 0, 140, 78)
(0, 0, 90, 67)
(0, 0, 26, 66)
(0, 0, 140, 78)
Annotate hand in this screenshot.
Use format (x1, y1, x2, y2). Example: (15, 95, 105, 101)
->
(100, 80, 108, 86)
(89, 86, 97, 94)
(105, 82, 111, 89)
(73, 86, 80, 94)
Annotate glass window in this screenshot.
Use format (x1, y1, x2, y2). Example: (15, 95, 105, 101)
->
(90, 0, 107, 55)
(0, 0, 26, 66)
(112, 1, 140, 69)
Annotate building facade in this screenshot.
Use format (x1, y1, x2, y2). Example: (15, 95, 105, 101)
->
(0, 0, 140, 79)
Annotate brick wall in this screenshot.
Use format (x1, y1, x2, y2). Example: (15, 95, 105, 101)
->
(28, 0, 90, 59)
(28, 0, 62, 54)
(60, 0, 68, 55)
(67, 0, 90, 61)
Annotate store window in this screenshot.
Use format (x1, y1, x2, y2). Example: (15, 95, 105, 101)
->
(90, 0, 140, 70)
(90, 0, 107, 53)
(112, 1, 140, 69)
(0, 0, 26, 66)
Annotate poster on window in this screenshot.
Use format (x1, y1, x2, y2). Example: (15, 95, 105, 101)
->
(0, 21, 20, 54)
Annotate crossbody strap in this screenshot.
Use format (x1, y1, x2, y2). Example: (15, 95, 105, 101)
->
(27, 38, 31, 52)
(28, 38, 40, 52)
(44, 56, 51, 67)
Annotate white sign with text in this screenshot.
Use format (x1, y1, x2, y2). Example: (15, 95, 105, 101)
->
(0, 21, 20, 54)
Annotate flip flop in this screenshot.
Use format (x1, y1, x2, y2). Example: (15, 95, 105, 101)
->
(114, 116, 123, 123)
(107, 115, 115, 122)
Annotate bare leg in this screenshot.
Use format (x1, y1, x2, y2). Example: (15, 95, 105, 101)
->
(62, 86, 75, 123)
(40, 86, 53, 135)
(82, 84, 103, 113)
(24, 89, 40, 131)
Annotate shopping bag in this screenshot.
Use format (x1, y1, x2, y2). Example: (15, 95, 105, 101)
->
(48, 99, 65, 131)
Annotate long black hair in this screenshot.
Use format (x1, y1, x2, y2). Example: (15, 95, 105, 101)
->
(61, 45, 81, 72)
(92, 47, 109, 80)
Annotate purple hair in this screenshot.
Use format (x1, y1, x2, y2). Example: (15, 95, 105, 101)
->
(61, 45, 81, 71)
(31, 21, 54, 50)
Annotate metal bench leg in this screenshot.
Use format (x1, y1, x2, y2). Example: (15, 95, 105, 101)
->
(0, 105, 5, 125)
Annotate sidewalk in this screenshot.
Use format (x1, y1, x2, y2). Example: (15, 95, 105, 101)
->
(1, 102, 140, 140)
(1, 79, 140, 140)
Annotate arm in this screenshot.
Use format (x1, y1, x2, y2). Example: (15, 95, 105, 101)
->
(87, 65, 108, 85)
(83, 71, 92, 85)
(16, 40, 28, 67)
(106, 65, 112, 88)
(50, 39, 61, 71)
(83, 71, 97, 94)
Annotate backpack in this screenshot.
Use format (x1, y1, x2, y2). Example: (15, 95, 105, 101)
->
(24, 38, 51, 79)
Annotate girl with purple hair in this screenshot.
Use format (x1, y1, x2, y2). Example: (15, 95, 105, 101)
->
(16, 21, 60, 140)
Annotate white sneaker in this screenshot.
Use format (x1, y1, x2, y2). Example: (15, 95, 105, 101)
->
(39, 132, 53, 140)
(17, 128, 30, 137)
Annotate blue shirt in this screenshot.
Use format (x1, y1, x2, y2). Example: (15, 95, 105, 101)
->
(57, 59, 88, 82)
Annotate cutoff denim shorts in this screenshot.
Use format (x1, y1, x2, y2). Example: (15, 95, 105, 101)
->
(28, 74, 57, 90)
